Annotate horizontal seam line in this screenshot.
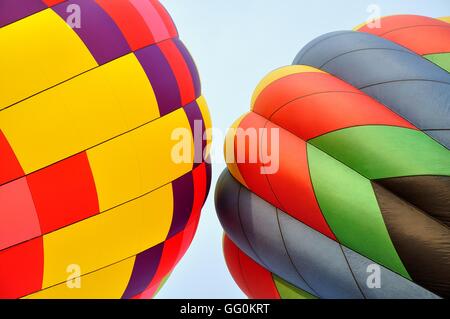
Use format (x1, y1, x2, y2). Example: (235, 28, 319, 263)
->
(0, 166, 195, 253)
(0, 36, 179, 113)
(0, 95, 200, 188)
(20, 210, 201, 299)
(379, 24, 450, 37)
(320, 47, 420, 69)
(359, 78, 450, 90)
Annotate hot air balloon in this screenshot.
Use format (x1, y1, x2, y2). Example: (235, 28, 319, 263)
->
(0, 0, 211, 299)
(215, 15, 450, 299)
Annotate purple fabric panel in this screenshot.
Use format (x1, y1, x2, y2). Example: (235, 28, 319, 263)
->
(0, 0, 46, 27)
(121, 243, 164, 299)
(52, 0, 130, 65)
(204, 161, 212, 204)
(167, 172, 194, 238)
(135, 44, 181, 116)
(184, 101, 206, 167)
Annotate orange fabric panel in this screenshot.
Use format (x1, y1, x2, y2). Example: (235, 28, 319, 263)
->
(253, 72, 359, 119)
(357, 15, 450, 55)
(270, 91, 417, 141)
(223, 235, 280, 299)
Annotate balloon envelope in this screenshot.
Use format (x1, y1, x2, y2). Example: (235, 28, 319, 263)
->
(216, 14, 450, 299)
(0, 0, 211, 299)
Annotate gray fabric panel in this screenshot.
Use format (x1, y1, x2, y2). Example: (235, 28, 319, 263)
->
(277, 211, 364, 299)
(342, 246, 441, 299)
(293, 31, 354, 64)
(320, 49, 450, 89)
(215, 169, 442, 299)
(293, 31, 411, 68)
(293, 31, 450, 149)
(362, 81, 450, 131)
(238, 184, 316, 295)
(214, 170, 262, 264)
(427, 130, 450, 149)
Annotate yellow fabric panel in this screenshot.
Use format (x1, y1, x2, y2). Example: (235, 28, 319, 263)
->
(88, 107, 193, 211)
(354, 16, 450, 30)
(101, 54, 160, 128)
(0, 53, 159, 174)
(353, 21, 368, 31)
(197, 96, 212, 157)
(0, 9, 97, 110)
(352, 15, 389, 31)
(88, 131, 141, 212)
(224, 113, 248, 188)
(25, 257, 136, 299)
(42, 184, 173, 289)
(251, 65, 325, 109)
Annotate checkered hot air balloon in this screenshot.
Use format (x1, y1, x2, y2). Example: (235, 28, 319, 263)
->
(215, 15, 450, 299)
(0, 0, 211, 299)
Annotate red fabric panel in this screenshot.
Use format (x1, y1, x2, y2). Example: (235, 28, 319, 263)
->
(234, 113, 335, 239)
(253, 72, 359, 120)
(235, 113, 280, 207)
(358, 15, 450, 55)
(270, 91, 417, 140)
(224, 235, 280, 299)
(137, 232, 184, 299)
(0, 130, 24, 185)
(183, 163, 207, 244)
(42, 0, 66, 6)
(379, 26, 450, 56)
(0, 178, 41, 251)
(223, 235, 252, 297)
(133, 163, 208, 299)
(357, 15, 448, 35)
(264, 121, 335, 239)
(158, 39, 196, 106)
(96, 0, 156, 51)
(0, 237, 44, 299)
(150, 0, 178, 38)
(27, 152, 99, 234)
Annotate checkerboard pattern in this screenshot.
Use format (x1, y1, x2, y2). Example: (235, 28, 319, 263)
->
(0, 0, 211, 299)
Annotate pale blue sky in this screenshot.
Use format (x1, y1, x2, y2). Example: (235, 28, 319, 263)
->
(157, 0, 449, 298)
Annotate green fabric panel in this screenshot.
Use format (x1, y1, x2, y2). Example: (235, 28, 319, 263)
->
(425, 53, 450, 72)
(152, 273, 171, 298)
(309, 126, 450, 179)
(273, 275, 317, 299)
(307, 144, 410, 279)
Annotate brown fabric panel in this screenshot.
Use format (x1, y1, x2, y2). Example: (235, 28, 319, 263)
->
(372, 183, 450, 298)
(377, 176, 450, 227)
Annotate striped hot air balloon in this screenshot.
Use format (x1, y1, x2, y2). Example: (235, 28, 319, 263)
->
(0, 0, 211, 299)
(215, 15, 450, 299)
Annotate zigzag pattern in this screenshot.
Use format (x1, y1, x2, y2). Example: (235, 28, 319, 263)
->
(216, 15, 450, 299)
